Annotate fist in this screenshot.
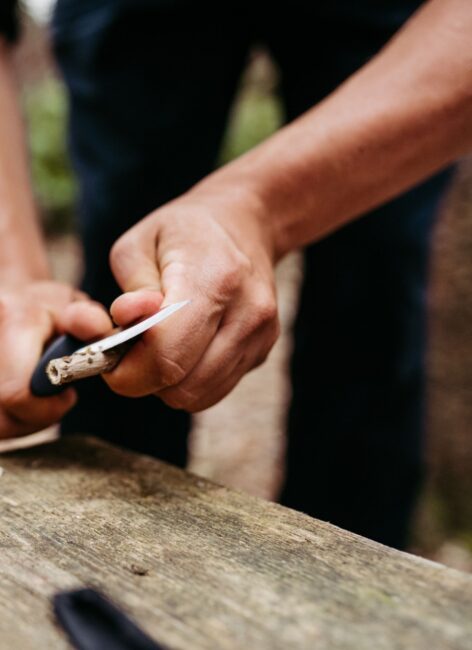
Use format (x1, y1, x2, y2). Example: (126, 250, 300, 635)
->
(105, 186, 279, 412)
(0, 281, 112, 439)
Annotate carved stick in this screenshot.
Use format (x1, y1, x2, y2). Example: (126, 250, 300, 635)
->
(46, 345, 128, 387)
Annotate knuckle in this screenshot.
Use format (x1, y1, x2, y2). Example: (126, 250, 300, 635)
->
(215, 266, 243, 297)
(259, 300, 278, 325)
(157, 353, 188, 388)
(212, 253, 251, 298)
(160, 386, 199, 412)
(251, 293, 278, 329)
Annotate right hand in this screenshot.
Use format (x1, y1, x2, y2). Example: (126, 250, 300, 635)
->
(105, 182, 279, 412)
(0, 281, 112, 439)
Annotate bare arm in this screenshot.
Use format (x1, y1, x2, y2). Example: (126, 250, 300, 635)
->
(195, 0, 472, 258)
(0, 38, 112, 439)
(0, 39, 50, 283)
(107, 0, 472, 412)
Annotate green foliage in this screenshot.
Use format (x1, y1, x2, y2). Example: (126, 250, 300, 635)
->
(23, 78, 77, 233)
(219, 88, 283, 165)
(22, 61, 282, 234)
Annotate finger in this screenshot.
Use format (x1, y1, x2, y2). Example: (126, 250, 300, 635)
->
(0, 299, 77, 427)
(157, 335, 242, 411)
(110, 289, 164, 327)
(107, 227, 225, 396)
(156, 316, 277, 412)
(107, 222, 238, 398)
(0, 408, 38, 439)
(103, 292, 223, 397)
(57, 301, 113, 340)
(2, 385, 77, 429)
(171, 368, 244, 413)
(103, 299, 221, 398)
(110, 224, 162, 293)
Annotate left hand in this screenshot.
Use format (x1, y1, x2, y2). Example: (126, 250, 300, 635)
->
(104, 183, 279, 412)
(0, 281, 112, 438)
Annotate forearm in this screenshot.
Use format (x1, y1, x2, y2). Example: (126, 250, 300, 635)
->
(0, 39, 50, 284)
(196, 0, 472, 259)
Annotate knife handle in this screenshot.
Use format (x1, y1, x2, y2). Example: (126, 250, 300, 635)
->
(30, 335, 83, 397)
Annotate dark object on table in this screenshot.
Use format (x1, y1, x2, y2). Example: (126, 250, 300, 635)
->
(53, 588, 165, 650)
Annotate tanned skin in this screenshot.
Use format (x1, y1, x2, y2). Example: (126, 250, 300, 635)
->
(0, 42, 112, 437)
(0, 0, 471, 436)
(105, 0, 472, 411)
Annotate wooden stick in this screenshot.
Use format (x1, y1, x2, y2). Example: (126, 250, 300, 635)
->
(46, 345, 128, 386)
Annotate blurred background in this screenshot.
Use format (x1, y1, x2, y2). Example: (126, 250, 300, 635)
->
(11, 1, 472, 570)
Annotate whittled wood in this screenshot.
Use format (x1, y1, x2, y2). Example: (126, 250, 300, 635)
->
(0, 436, 471, 650)
(46, 346, 124, 385)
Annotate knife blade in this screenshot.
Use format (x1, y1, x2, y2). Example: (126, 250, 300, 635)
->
(30, 300, 190, 397)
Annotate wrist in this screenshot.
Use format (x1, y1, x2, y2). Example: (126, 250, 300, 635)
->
(188, 164, 281, 263)
(0, 263, 51, 288)
(0, 211, 51, 286)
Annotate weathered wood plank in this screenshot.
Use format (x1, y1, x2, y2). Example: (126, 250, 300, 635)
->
(0, 436, 471, 650)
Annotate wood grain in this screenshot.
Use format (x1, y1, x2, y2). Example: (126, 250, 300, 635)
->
(46, 346, 124, 385)
(0, 436, 471, 650)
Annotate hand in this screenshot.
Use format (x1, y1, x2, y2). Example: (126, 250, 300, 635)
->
(106, 183, 279, 412)
(0, 281, 112, 439)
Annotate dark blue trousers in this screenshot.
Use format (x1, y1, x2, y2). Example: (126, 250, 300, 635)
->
(54, 0, 450, 548)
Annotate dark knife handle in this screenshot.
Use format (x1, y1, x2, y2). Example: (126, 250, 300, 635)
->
(53, 588, 164, 650)
(30, 334, 83, 397)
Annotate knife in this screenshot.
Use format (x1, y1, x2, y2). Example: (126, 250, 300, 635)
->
(30, 300, 190, 398)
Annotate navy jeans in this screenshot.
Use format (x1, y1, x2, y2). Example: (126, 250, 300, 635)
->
(53, 0, 450, 548)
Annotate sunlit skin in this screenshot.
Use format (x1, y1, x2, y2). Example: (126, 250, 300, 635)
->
(104, 0, 472, 410)
(0, 282, 112, 437)
(0, 42, 112, 438)
(0, 0, 471, 435)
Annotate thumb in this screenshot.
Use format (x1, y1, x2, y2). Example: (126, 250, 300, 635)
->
(110, 229, 164, 326)
(110, 226, 162, 294)
(111, 289, 164, 327)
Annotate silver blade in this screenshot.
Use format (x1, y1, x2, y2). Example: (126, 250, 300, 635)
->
(75, 300, 190, 354)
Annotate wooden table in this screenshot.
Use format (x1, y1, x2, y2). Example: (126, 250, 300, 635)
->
(0, 436, 471, 649)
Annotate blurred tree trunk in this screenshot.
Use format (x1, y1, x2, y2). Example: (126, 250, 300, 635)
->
(419, 160, 472, 563)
